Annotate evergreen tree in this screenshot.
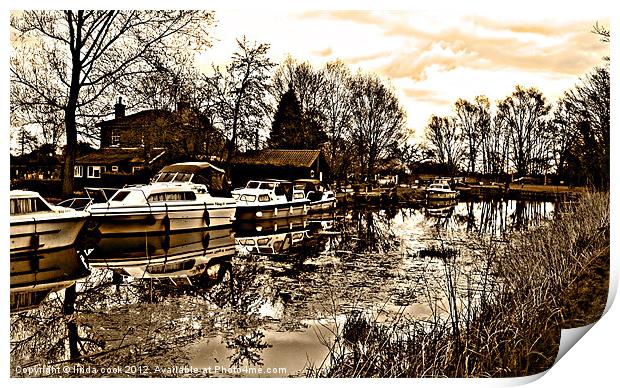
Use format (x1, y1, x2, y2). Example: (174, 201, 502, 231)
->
(269, 85, 327, 149)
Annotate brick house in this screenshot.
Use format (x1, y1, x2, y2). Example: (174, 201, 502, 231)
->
(75, 98, 225, 187)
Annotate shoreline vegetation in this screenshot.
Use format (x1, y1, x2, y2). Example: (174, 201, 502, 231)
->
(307, 191, 609, 377)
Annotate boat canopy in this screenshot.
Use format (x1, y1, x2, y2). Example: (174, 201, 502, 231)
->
(154, 162, 231, 197)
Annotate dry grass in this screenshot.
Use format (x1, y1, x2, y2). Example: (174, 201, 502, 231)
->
(307, 191, 609, 377)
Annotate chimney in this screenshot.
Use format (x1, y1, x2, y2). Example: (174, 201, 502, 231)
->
(114, 97, 125, 119)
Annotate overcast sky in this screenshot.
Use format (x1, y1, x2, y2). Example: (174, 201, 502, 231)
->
(199, 1, 610, 138)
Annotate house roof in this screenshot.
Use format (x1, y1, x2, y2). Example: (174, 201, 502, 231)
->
(96, 110, 171, 127)
(232, 149, 322, 168)
(76, 148, 165, 165)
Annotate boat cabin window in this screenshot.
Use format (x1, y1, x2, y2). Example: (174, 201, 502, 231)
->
(258, 194, 270, 202)
(10, 197, 52, 215)
(246, 181, 260, 189)
(293, 192, 305, 200)
(274, 185, 286, 196)
(110, 190, 131, 202)
(239, 194, 256, 202)
(175, 173, 192, 182)
(260, 182, 275, 190)
(147, 191, 197, 202)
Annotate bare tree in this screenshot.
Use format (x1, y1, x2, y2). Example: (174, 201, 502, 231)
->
(271, 55, 325, 116)
(348, 72, 407, 180)
(454, 96, 490, 174)
(425, 115, 464, 174)
(495, 86, 550, 177)
(319, 60, 353, 179)
(10, 10, 214, 196)
(560, 66, 610, 188)
(204, 37, 274, 160)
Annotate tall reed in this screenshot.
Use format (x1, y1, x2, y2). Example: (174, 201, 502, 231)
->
(307, 191, 609, 377)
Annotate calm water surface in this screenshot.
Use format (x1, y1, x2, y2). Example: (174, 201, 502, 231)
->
(10, 200, 553, 377)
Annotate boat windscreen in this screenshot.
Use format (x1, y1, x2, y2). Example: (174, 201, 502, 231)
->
(110, 190, 131, 202)
(154, 172, 176, 182)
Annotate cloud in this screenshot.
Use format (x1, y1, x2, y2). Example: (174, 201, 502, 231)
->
(299, 10, 609, 81)
(312, 46, 333, 57)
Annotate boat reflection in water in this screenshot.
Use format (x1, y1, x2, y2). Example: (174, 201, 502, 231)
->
(10, 246, 90, 313)
(236, 217, 310, 255)
(424, 200, 457, 218)
(87, 227, 236, 280)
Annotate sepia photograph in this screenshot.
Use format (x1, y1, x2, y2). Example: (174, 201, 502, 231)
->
(7, 0, 612, 381)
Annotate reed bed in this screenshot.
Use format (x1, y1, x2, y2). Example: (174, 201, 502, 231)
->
(307, 191, 609, 377)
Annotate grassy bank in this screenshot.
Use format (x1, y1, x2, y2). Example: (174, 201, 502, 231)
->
(308, 191, 609, 377)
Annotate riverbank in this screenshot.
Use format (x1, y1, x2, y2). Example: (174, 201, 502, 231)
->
(335, 184, 584, 207)
(307, 191, 609, 377)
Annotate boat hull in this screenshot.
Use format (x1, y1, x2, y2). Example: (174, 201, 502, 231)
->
(88, 203, 236, 235)
(10, 215, 87, 253)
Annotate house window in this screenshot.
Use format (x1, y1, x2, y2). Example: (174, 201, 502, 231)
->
(74, 165, 83, 178)
(87, 166, 102, 178)
(111, 130, 120, 146)
(111, 165, 119, 172)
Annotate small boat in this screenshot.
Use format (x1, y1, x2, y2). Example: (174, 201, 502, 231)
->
(294, 179, 337, 212)
(232, 179, 310, 221)
(10, 190, 89, 253)
(86, 163, 237, 235)
(425, 183, 459, 200)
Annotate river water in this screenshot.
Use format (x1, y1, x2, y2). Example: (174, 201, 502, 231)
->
(10, 200, 554, 377)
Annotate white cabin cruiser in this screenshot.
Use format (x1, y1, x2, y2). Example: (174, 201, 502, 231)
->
(10, 190, 89, 253)
(425, 183, 459, 200)
(232, 180, 310, 221)
(294, 179, 337, 212)
(86, 162, 236, 235)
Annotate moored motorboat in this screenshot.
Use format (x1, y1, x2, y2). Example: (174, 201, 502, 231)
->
(232, 179, 310, 221)
(425, 183, 459, 200)
(86, 162, 236, 235)
(294, 179, 337, 212)
(10, 190, 89, 253)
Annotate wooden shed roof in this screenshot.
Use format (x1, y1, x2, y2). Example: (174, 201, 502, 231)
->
(76, 148, 165, 165)
(232, 149, 322, 168)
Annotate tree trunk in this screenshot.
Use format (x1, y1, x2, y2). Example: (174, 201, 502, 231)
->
(62, 106, 78, 197)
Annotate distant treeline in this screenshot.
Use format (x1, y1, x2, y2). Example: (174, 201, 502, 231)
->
(424, 65, 609, 189)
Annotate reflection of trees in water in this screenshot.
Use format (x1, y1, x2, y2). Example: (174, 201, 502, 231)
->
(336, 209, 400, 255)
(10, 253, 276, 376)
(226, 329, 271, 368)
(450, 200, 554, 236)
